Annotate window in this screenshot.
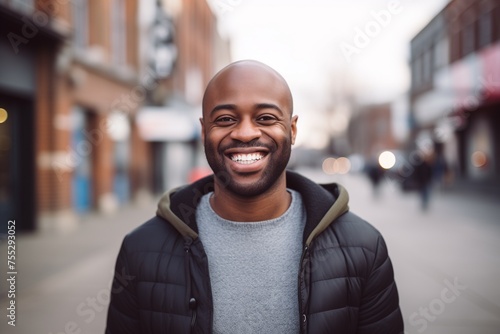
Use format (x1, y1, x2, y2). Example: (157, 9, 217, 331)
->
(423, 48, 432, 84)
(433, 37, 449, 69)
(496, 6, 500, 42)
(413, 55, 422, 89)
(73, 0, 89, 49)
(111, 0, 127, 66)
(478, 10, 492, 48)
(461, 21, 475, 56)
(376, 118, 387, 137)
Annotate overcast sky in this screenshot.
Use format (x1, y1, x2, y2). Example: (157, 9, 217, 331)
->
(208, 0, 450, 147)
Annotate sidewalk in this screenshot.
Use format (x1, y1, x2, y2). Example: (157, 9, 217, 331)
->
(0, 200, 157, 334)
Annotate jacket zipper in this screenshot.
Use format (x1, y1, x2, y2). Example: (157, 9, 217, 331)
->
(189, 297, 197, 330)
(298, 245, 308, 334)
(184, 239, 197, 332)
(186, 238, 214, 333)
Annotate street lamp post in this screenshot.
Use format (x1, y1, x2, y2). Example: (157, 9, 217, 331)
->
(149, 0, 177, 80)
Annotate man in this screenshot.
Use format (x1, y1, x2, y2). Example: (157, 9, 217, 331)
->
(106, 60, 404, 333)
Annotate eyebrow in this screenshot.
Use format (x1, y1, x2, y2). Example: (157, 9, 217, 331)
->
(209, 103, 284, 116)
(210, 104, 237, 115)
(256, 103, 284, 115)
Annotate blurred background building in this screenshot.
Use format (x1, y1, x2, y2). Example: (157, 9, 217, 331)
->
(409, 0, 500, 194)
(349, 102, 399, 161)
(136, 0, 229, 195)
(0, 0, 229, 232)
(316, 0, 500, 194)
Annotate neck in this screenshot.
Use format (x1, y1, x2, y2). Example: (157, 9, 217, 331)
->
(210, 175, 291, 222)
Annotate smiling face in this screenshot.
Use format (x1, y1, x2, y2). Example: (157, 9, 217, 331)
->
(201, 61, 297, 197)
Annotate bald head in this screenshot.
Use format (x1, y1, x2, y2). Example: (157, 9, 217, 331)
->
(202, 60, 293, 119)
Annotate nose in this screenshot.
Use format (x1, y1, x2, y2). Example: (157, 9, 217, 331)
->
(230, 118, 261, 143)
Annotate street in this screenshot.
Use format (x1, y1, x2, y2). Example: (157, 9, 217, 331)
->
(0, 201, 156, 334)
(1, 170, 500, 334)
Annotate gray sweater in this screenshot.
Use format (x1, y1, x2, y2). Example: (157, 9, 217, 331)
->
(196, 190, 306, 334)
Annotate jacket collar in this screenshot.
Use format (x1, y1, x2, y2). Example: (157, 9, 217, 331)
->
(156, 170, 349, 246)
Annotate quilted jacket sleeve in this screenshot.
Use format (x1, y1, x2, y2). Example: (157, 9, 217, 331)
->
(357, 235, 404, 334)
(105, 237, 140, 334)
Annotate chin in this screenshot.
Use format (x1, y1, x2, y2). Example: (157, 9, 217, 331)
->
(224, 171, 284, 198)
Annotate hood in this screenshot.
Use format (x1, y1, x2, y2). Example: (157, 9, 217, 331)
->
(156, 170, 349, 246)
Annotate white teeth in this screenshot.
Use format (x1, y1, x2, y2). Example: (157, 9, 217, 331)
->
(231, 153, 264, 164)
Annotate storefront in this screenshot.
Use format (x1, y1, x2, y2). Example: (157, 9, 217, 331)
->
(136, 105, 200, 193)
(0, 31, 37, 232)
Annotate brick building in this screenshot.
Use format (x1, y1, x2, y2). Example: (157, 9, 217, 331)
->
(348, 102, 398, 161)
(0, 1, 153, 231)
(136, 0, 230, 194)
(409, 0, 500, 191)
(1, 0, 69, 231)
(2, 0, 228, 232)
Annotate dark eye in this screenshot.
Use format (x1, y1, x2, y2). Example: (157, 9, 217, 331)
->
(257, 115, 277, 123)
(215, 116, 236, 124)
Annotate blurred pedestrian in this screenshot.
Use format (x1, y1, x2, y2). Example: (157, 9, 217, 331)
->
(414, 152, 434, 211)
(432, 150, 449, 189)
(106, 60, 403, 334)
(365, 159, 384, 197)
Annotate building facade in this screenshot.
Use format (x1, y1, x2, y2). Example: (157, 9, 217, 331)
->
(2, 0, 229, 232)
(409, 0, 500, 191)
(1, 0, 154, 232)
(348, 102, 398, 162)
(136, 0, 230, 194)
(1, 1, 66, 231)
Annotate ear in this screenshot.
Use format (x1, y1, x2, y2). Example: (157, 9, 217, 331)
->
(290, 115, 298, 145)
(199, 117, 205, 143)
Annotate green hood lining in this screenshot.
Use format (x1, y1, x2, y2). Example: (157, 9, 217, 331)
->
(155, 171, 349, 245)
(157, 187, 199, 240)
(305, 183, 349, 246)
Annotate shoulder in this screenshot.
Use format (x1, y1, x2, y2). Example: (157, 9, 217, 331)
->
(121, 215, 183, 254)
(115, 216, 186, 282)
(314, 211, 390, 269)
(310, 211, 393, 283)
(332, 211, 385, 251)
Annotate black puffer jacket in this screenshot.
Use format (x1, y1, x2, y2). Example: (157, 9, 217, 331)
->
(106, 171, 404, 333)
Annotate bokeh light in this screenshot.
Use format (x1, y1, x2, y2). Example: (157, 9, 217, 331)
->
(334, 157, 351, 174)
(0, 108, 8, 123)
(322, 157, 351, 175)
(378, 151, 396, 169)
(322, 157, 336, 175)
(471, 151, 487, 168)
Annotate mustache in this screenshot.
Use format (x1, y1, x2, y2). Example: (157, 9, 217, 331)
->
(220, 139, 275, 151)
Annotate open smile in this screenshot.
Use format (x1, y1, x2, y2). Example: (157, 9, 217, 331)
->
(224, 147, 270, 172)
(230, 152, 266, 164)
